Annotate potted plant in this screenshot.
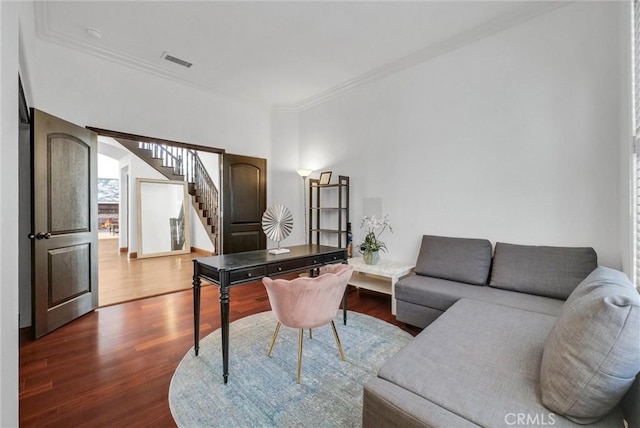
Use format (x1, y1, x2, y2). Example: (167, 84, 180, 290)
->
(358, 215, 393, 265)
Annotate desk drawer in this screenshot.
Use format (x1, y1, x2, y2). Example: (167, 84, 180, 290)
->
(267, 256, 323, 275)
(230, 266, 266, 283)
(323, 252, 344, 264)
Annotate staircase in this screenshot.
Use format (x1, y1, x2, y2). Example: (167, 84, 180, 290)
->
(116, 138, 219, 254)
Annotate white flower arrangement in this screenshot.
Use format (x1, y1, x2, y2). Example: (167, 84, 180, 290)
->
(358, 215, 393, 254)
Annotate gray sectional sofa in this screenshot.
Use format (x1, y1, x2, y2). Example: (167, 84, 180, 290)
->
(363, 235, 640, 428)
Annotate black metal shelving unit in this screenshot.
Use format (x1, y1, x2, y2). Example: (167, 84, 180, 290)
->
(308, 175, 350, 248)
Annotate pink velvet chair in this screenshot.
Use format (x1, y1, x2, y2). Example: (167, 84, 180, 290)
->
(262, 263, 354, 383)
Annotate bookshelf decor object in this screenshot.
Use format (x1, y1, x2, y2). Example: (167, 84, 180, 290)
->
(308, 175, 350, 248)
(319, 171, 332, 185)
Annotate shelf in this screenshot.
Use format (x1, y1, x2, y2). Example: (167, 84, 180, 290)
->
(349, 273, 391, 295)
(347, 257, 415, 316)
(310, 183, 346, 188)
(309, 175, 349, 248)
(310, 229, 347, 234)
(310, 207, 347, 210)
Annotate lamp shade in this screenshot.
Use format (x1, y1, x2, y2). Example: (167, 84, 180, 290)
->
(296, 168, 312, 178)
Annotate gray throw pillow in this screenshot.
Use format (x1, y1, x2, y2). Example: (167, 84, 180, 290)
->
(489, 242, 597, 299)
(540, 267, 640, 424)
(414, 235, 492, 286)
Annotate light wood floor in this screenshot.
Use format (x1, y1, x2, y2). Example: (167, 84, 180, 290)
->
(20, 256, 420, 427)
(98, 238, 204, 307)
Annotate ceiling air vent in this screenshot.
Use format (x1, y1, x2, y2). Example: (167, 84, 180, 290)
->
(161, 52, 193, 68)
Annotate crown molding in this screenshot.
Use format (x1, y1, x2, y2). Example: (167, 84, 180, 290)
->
(35, 2, 192, 86)
(273, 1, 570, 113)
(35, 1, 569, 114)
(33, 2, 267, 108)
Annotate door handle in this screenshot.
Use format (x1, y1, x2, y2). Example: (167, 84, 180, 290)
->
(30, 232, 52, 240)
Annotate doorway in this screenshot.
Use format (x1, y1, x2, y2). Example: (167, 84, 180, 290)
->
(20, 118, 267, 332)
(95, 134, 223, 306)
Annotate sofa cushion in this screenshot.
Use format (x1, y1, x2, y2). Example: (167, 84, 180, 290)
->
(489, 242, 597, 299)
(396, 275, 564, 317)
(540, 267, 640, 424)
(414, 235, 492, 286)
(378, 299, 623, 427)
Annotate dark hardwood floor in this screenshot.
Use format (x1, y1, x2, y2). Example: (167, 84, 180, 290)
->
(19, 281, 420, 427)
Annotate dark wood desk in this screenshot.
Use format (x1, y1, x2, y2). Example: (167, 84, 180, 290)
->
(192, 244, 348, 383)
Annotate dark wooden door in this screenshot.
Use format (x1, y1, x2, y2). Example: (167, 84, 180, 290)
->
(32, 109, 98, 338)
(222, 154, 266, 254)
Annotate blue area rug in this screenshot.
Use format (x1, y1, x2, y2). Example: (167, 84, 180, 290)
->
(169, 310, 412, 427)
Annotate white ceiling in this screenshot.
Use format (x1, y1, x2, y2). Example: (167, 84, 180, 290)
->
(34, 1, 565, 109)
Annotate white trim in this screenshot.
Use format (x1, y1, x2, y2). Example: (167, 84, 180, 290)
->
(275, 2, 568, 112)
(35, 1, 567, 113)
(33, 2, 268, 108)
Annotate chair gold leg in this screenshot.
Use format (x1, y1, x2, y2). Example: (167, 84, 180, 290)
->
(297, 329, 304, 384)
(267, 322, 281, 356)
(330, 321, 346, 361)
(309, 329, 312, 339)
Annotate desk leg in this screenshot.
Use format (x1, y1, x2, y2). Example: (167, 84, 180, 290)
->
(343, 260, 348, 325)
(193, 264, 201, 356)
(343, 292, 347, 325)
(220, 272, 230, 384)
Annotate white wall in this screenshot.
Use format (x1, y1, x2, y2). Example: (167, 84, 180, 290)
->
(197, 151, 221, 191)
(29, 39, 271, 159)
(0, 1, 20, 425)
(270, 110, 305, 247)
(98, 154, 120, 179)
(298, 2, 625, 269)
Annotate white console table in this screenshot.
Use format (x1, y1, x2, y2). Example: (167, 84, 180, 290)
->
(348, 257, 415, 315)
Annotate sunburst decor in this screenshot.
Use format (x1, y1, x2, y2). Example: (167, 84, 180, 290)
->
(262, 204, 294, 254)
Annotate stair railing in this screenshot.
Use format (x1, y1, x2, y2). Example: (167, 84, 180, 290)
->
(191, 150, 219, 223)
(190, 150, 219, 249)
(136, 142, 203, 186)
(138, 141, 183, 176)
